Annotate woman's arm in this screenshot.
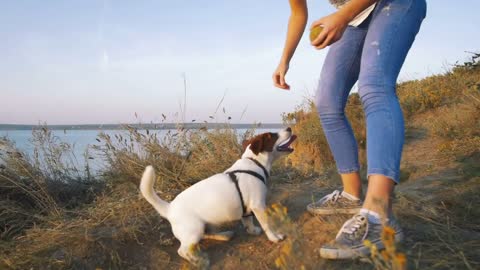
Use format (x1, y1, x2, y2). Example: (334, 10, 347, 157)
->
(280, 0, 308, 67)
(273, 0, 308, 90)
(311, 0, 378, 49)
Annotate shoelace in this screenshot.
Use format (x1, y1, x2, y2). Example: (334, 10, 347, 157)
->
(320, 190, 342, 204)
(338, 214, 369, 241)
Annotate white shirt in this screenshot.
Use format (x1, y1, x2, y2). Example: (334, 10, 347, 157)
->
(335, 3, 376, 27)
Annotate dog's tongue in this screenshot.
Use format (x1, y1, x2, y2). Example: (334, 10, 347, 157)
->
(279, 135, 297, 150)
(283, 135, 297, 147)
(290, 135, 297, 144)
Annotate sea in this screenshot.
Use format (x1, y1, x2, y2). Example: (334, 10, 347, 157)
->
(0, 127, 278, 173)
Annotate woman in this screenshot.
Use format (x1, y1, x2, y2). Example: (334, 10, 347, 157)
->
(273, 0, 426, 259)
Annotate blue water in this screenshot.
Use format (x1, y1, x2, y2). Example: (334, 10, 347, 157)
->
(1, 129, 118, 156)
(0, 128, 271, 173)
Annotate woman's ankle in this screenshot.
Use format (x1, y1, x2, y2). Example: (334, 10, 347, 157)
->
(341, 172, 362, 198)
(361, 201, 392, 219)
(362, 174, 395, 218)
(342, 189, 362, 200)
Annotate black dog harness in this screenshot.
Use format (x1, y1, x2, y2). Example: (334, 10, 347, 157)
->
(226, 158, 269, 217)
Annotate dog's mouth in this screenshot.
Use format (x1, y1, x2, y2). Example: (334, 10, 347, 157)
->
(277, 135, 297, 152)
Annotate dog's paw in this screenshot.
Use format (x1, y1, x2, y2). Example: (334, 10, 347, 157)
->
(267, 232, 285, 243)
(246, 226, 262, 235)
(276, 233, 285, 241)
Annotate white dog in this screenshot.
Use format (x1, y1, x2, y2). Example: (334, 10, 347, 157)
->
(140, 128, 296, 264)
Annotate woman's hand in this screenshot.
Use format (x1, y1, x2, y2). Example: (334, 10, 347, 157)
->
(273, 62, 291, 90)
(310, 12, 350, 49)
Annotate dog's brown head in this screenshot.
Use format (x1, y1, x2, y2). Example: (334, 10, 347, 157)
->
(242, 127, 296, 156)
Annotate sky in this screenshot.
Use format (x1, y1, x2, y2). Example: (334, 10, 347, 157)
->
(0, 0, 479, 125)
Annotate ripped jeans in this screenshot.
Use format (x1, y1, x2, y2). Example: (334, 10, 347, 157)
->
(315, 0, 426, 183)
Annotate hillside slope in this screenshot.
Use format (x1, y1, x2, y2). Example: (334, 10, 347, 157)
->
(1, 65, 479, 269)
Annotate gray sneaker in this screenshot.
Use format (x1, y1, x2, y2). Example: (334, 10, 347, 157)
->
(307, 190, 362, 215)
(319, 213, 404, 259)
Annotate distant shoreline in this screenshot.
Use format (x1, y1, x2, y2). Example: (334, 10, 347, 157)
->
(0, 123, 285, 131)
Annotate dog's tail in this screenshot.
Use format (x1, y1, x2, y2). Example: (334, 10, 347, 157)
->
(140, 166, 170, 219)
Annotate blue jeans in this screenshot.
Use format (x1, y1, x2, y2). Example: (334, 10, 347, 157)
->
(314, 0, 426, 183)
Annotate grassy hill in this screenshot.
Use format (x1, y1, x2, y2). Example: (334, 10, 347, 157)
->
(0, 58, 479, 269)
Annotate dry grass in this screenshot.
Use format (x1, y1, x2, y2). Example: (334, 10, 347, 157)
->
(0, 127, 102, 240)
(395, 176, 480, 270)
(398, 64, 480, 119)
(281, 101, 333, 174)
(268, 203, 306, 270)
(282, 93, 365, 175)
(0, 124, 255, 269)
(93, 124, 250, 191)
(0, 57, 479, 269)
(364, 226, 407, 270)
(1, 185, 166, 269)
(421, 91, 480, 157)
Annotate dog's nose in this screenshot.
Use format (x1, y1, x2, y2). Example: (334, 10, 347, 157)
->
(286, 127, 292, 132)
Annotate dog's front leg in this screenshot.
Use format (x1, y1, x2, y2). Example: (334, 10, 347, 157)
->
(242, 215, 262, 235)
(251, 206, 285, 243)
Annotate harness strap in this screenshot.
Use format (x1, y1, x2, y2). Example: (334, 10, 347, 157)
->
(247, 157, 269, 179)
(228, 169, 265, 184)
(227, 172, 252, 217)
(226, 158, 269, 218)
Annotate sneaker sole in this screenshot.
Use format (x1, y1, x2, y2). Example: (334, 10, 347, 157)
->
(319, 231, 405, 259)
(320, 245, 369, 259)
(306, 205, 362, 215)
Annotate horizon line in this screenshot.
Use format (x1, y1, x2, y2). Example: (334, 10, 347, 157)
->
(0, 122, 286, 131)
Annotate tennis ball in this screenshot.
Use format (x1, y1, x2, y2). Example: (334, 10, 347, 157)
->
(309, 25, 324, 42)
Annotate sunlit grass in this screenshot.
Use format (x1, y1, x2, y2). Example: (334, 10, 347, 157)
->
(0, 56, 479, 269)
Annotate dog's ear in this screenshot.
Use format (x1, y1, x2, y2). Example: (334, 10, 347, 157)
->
(242, 139, 252, 152)
(248, 136, 264, 155)
(244, 133, 278, 155)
